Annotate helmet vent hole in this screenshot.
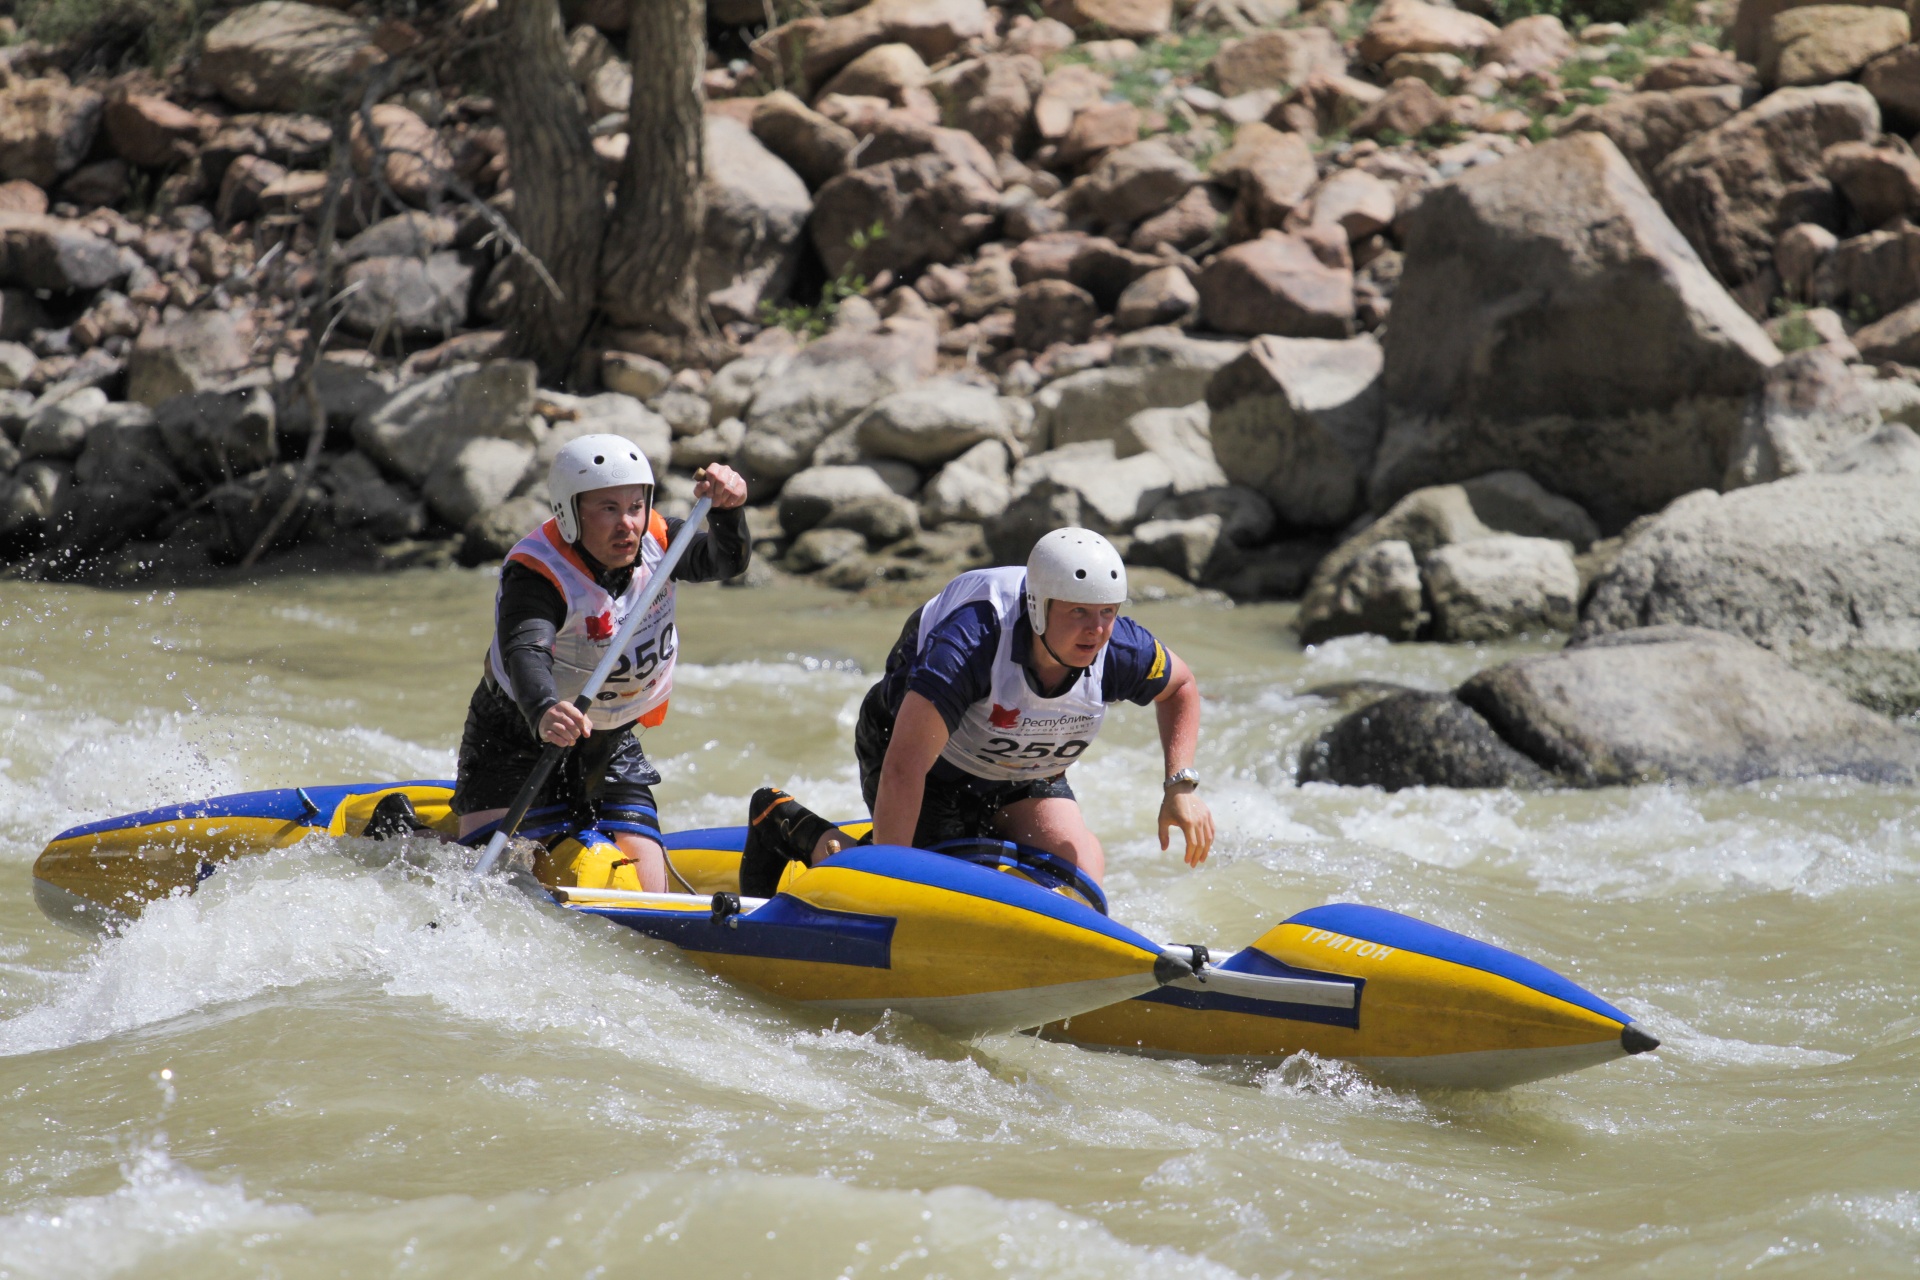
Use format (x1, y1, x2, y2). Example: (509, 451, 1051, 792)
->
(592, 455, 605, 465)
(1074, 568, 1086, 579)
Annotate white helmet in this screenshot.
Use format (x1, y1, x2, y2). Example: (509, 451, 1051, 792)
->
(549, 433, 655, 543)
(1025, 527, 1127, 636)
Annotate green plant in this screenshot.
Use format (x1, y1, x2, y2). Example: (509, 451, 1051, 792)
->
(761, 220, 887, 337)
(18, 0, 207, 70)
(1770, 303, 1822, 353)
(1050, 31, 1225, 109)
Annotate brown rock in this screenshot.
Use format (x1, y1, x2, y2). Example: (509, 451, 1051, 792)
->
(1760, 5, 1908, 89)
(1349, 77, 1449, 141)
(1812, 223, 1920, 317)
(1209, 121, 1315, 233)
(1860, 44, 1920, 131)
(1653, 83, 1879, 290)
(59, 160, 130, 210)
(0, 78, 105, 188)
(1066, 236, 1164, 307)
(800, 0, 988, 89)
(1005, 16, 1079, 59)
(217, 153, 287, 222)
(127, 311, 251, 407)
(1557, 85, 1746, 182)
(1280, 72, 1386, 138)
(0, 181, 46, 216)
(1775, 221, 1839, 298)
(1013, 278, 1100, 349)
(1730, 0, 1904, 64)
(1307, 168, 1397, 242)
(1383, 52, 1466, 92)
(934, 54, 1044, 157)
(1209, 29, 1347, 98)
(1485, 15, 1573, 79)
(1851, 295, 1920, 361)
(1196, 232, 1355, 337)
(1638, 55, 1759, 92)
(1129, 182, 1229, 253)
(0, 212, 130, 292)
(819, 42, 930, 104)
(1824, 140, 1920, 228)
(1056, 101, 1141, 167)
(811, 150, 1001, 278)
(349, 103, 453, 206)
(1034, 64, 1109, 139)
(751, 90, 857, 190)
(1013, 230, 1093, 283)
(1062, 139, 1200, 226)
(103, 93, 208, 169)
(1114, 264, 1197, 330)
(1042, 0, 1172, 40)
(1356, 0, 1499, 65)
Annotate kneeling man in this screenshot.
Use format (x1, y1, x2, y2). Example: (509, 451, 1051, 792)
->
(743, 528, 1213, 894)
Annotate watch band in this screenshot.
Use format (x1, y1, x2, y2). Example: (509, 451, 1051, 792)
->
(1164, 768, 1200, 790)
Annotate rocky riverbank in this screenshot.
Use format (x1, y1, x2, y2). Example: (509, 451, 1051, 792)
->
(0, 0, 1913, 746)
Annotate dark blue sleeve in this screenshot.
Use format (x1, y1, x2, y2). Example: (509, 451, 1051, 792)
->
(1100, 617, 1173, 706)
(906, 601, 1000, 731)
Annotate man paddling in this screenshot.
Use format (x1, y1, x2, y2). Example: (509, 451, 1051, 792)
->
(451, 434, 748, 891)
(742, 528, 1214, 895)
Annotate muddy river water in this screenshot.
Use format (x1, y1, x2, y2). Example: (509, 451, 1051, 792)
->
(0, 569, 1913, 1278)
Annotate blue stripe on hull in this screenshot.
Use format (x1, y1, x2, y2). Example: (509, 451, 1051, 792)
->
(1287, 904, 1626, 1023)
(1138, 951, 1363, 1028)
(576, 896, 897, 969)
(49, 780, 457, 841)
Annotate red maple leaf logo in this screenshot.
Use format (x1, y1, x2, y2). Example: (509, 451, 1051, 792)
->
(584, 612, 614, 641)
(989, 704, 1020, 728)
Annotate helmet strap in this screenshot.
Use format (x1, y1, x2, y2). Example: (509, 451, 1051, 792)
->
(1036, 627, 1092, 678)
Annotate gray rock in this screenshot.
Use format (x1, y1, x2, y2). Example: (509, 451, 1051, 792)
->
(750, 91, 857, 191)
(1380, 132, 1780, 529)
(0, 458, 67, 539)
(338, 212, 458, 264)
(1129, 513, 1230, 583)
(20, 388, 109, 461)
(1146, 484, 1276, 548)
(810, 150, 1001, 280)
(603, 351, 674, 402)
(670, 415, 746, 471)
(651, 386, 712, 438)
(1578, 473, 1920, 656)
(1557, 85, 1746, 182)
(1298, 690, 1556, 790)
(1786, 645, 1920, 718)
(741, 324, 936, 495)
(707, 351, 793, 422)
(126, 312, 251, 408)
(321, 450, 426, 542)
(1011, 439, 1174, 530)
(817, 491, 921, 545)
(699, 116, 812, 326)
(532, 391, 673, 483)
(353, 360, 538, 485)
(1117, 403, 1225, 493)
(1062, 140, 1200, 225)
(154, 386, 277, 481)
(0, 79, 104, 187)
(1458, 627, 1920, 785)
(201, 462, 328, 559)
(922, 439, 1013, 526)
(1725, 347, 1882, 489)
(778, 463, 904, 536)
(70, 404, 175, 497)
(0, 341, 36, 391)
(787, 525, 869, 572)
(339, 253, 474, 340)
(421, 436, 536, 528)
(1821, 420, 1920, 476)
(278, 358, 397, 441)
(199, 2, 382, 112)
(1424, 534, 1579, 641)
(1297, 538, 1425, 644)
(854, 380, 1023, 466)
(0, 212, 130, 293)
(1207, 333, 1384, 529)
(458, 493, 546, 563)
(1195, 233, 1355, 339)
(1038, 330, 1245, 449)
(1210, 536, 1329, 600)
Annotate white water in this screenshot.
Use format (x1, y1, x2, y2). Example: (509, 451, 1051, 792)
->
(0, 572, 1914, 1277)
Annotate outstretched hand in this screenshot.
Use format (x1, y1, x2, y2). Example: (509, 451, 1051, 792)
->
(1159, 787, 1214, 868)
(693, 464, 747, 509)
(539, 700, 592, 747)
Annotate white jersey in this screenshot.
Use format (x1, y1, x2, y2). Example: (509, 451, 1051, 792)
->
(487, 515, 677, 731)
(917, 567, 1110, 782)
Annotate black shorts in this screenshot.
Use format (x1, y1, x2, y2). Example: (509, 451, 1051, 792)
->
(853, 679, 1076, 847)
(452, 677, 663, 842)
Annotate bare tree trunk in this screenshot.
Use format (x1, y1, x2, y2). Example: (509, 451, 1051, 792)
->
(478, 0, 606, 380)
(600, 0, 706, 338)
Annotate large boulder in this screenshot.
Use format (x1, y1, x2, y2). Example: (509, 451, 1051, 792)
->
(854, 380, 1027, 466)
(699, 117, 811, 326)
(421, 436, 535, 528)
(1423, 534, 1579, 641)
(1209, 121, 1316, 234)
(750, 91, 857, 190)
(1556, 85, 1747, 183)
(921, 438, 1013, 526)
(348, 103, 452, 207)
(1036, 328, 1245, 447)
(985, 440, 1173, 560)
(1303, 627, 1920, 787)
(338, 253, 473, 340)
(0, 213, 130, 293)
(1577, 475, 1920, 707)
(739, 323, 936, 494)
(778, 463, 905, 535)
(1042, 0, 1171, 39)
(0, 78, 104, 187)
(810, 150, 1000, 279)
(199, 1, 383, 112)
(1378, 132, 1780, 530)
(1652, 83, 1879, 293)
(352, 359, 539, 485)
(1297, 539, 1426, 644)
(799, 0, 989, 89)
(1196, 233, 1354, 338)
(1062, 140, 1201, 227)
(1759, 5, 1908, 89)
(1206, 334, 1384, 529)
(154, 386, 277, 481)
(1210, 28, 1348, 98)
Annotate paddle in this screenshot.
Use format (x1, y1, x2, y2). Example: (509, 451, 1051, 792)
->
(471, 495, 714, 879)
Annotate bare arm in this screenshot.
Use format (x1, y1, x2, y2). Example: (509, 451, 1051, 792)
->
(1153, 652, 1214, 867)
(871, 691, 951, 848)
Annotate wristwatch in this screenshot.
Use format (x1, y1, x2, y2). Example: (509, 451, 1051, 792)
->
(1164, 768, 1201, 791)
